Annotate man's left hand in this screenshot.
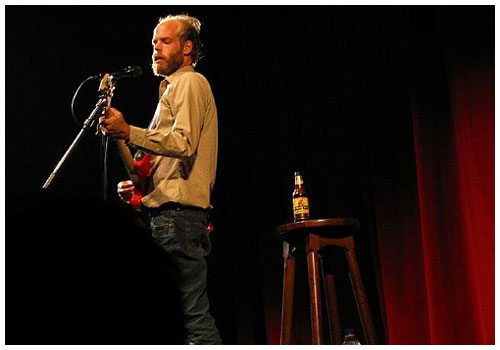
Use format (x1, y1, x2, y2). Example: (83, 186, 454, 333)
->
(99, 107, 131, 140)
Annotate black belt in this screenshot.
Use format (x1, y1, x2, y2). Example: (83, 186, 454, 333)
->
(146, 202, 209, 216)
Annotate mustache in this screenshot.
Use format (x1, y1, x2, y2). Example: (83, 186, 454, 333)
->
(153, 54, 165, 61)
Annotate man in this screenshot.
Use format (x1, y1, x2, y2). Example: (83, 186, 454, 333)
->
(99, 14, 221, 345)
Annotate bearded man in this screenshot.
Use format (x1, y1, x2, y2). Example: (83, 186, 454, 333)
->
(99, 14, 221, 345)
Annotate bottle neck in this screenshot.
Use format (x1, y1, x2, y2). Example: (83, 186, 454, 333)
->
(294, 175, 304, 188)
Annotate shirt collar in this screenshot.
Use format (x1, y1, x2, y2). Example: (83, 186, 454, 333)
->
(165, 64, 195, 84)
(159, 65, 194, 97)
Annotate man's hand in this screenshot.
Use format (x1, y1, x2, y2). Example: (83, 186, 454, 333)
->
(99, 107, 131, 140)
(117, 180, 135, 204)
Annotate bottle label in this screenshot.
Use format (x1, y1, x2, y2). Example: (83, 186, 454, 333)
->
(293, 197, 310, 219)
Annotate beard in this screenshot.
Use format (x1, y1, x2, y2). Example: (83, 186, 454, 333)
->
(152, 49, 184, 77)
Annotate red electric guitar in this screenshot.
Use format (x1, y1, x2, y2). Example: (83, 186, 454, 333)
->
(99, 74, 151, 209)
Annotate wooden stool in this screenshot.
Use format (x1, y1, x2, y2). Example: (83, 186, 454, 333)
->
(276, 218, 377, 345)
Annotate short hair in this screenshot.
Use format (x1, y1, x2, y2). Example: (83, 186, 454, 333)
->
(158, 14, 203, 66)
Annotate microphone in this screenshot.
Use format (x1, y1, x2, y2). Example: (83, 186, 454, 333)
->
(90, 66, 142, 80)
(110, 66, 142, 80)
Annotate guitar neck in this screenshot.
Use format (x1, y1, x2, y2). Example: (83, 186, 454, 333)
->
(99, 74, 138, 179)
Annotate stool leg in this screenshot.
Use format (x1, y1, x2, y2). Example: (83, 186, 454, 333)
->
(306, 235, 323, 345)
(320, 254, 342, 345)
(345, 244, 377, 345)
(280, 242, 296, 345)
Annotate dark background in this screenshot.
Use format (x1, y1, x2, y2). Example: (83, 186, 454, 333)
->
(6, 5, 494, 345)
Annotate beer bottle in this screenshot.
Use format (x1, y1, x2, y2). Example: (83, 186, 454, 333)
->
(292, 171, 310, 222)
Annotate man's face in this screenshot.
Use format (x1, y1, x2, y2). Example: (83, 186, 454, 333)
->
(152, 20, 184, 77)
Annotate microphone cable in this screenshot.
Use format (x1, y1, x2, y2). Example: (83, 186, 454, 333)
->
(70, 74, 101, 126)
(69, 67, 141, 202)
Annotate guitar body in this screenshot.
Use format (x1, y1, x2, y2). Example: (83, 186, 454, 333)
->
(129, 152, 152, 209)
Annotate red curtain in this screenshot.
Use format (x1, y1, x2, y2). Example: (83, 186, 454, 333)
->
(447, 60, 495, 344)
(400, 57, 494, 344)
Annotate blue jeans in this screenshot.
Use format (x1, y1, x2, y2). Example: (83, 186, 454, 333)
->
(150, 208, 222, 345)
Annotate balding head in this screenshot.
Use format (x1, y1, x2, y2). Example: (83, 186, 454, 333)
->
(157, 14, 203, 66)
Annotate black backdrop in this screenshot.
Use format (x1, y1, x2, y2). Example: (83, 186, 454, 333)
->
(6, 5, 492, 345)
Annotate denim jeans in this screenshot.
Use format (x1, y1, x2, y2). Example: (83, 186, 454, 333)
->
(150, 208, 222, 345)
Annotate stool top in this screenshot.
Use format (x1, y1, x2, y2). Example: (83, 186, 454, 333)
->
(276, 218, 360, 237)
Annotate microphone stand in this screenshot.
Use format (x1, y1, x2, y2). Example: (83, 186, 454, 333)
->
(42, 95, 107, 190)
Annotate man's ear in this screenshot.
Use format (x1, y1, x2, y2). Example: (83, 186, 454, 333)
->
(183, 40, 193, 56)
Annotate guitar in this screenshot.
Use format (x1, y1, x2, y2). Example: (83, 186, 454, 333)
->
(99, 73, 151, 209)
(99, 74, 215, 233)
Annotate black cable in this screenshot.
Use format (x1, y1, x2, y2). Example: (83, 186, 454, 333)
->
(69, 73, 113, 202)
(102, 134, 109, 202)
(71, 75, 101, 126)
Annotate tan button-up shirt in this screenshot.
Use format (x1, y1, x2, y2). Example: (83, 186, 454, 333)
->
(128, 65, 218, 209)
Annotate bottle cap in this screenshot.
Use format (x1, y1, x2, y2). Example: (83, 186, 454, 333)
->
(344, 328, 355, 336)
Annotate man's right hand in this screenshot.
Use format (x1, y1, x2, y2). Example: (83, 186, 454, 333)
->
(117, 180, 135, 204)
